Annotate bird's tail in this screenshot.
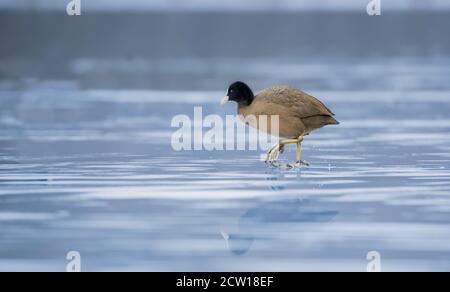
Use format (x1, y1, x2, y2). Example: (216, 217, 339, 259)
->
(328, 116, 340, 125)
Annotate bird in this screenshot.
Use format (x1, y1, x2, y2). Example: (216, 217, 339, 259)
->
(220, 81, 339, 167)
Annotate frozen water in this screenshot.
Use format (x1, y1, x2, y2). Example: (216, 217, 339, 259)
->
(1, 9, 450, 272)
(1, 60, 450, 271)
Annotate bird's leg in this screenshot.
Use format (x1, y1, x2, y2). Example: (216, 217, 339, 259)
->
(265, 139, 297, 165)
(265, 142, 282, 164)
(295, 136, 309, 167)
(265, 142, 288, 164)
(296, 136, 303, 162)
(265, 137, 309, 168)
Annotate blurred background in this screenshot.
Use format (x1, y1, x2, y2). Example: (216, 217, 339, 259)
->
(1, 1, 450, 272)
(1, 0, 450, 91)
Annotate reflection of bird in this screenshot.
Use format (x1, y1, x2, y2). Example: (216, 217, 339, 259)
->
(221, 199, 338, 256)
(221, 82, 339, 167)
(221, 231, 254, 256)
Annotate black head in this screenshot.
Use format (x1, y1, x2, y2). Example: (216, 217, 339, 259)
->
(221, 81, 254, 106)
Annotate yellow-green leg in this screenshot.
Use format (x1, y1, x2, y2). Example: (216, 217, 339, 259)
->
(296, 136, 309, 166)
(279, 137, 305, 162)
(265, 136, 308, 167)
(296, 136, 304, 162)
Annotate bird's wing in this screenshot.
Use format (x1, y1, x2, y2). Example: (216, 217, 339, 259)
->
(256, 86, 335, 118)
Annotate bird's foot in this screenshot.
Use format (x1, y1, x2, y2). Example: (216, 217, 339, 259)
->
(265, 138, 309, 169)
(265, 143, 284, 164)
(270, 160, 308, 170)
(265, 146, 309, 169)
(293, 160, 310, 167)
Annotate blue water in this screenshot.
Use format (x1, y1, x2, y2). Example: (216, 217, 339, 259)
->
(1, 57, 450, 271)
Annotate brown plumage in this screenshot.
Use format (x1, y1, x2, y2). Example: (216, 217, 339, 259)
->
(221, 82, 338, 138)
(221, 82, 339, 166)
(238, 85, 339, 138)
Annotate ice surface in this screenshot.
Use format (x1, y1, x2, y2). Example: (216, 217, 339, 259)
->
(1, 65, 450, 270)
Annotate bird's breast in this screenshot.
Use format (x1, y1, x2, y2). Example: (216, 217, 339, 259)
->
(238, 107, 281, 137)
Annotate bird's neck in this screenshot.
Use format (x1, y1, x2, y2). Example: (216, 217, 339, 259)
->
(238, 103, 248, 111)
(238, 103, 251, 116)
